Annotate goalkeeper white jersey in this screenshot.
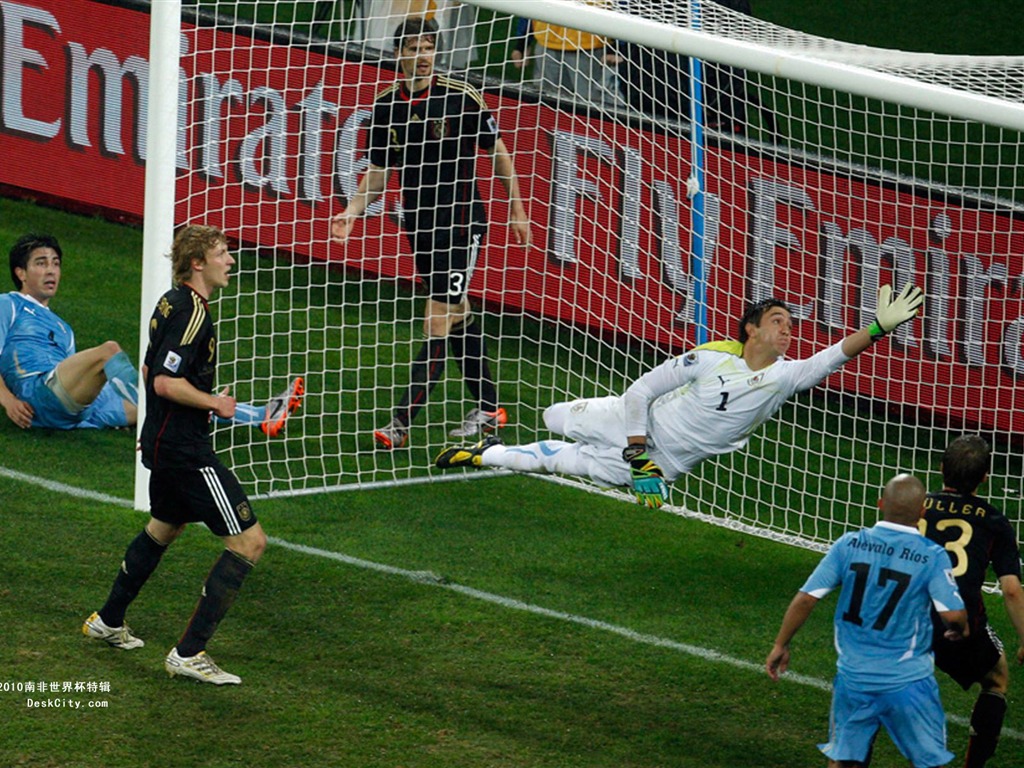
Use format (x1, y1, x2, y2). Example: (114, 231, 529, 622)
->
(624, 339, 850, 477)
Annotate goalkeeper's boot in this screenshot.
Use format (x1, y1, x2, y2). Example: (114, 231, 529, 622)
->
(373, 418, 409, 450)
(448, 407, 508, 438)
(260, 376, 305, 437)
(82, 611, 144, 650)
(435, 435, 502, 469)
(165, 648, 241, 685)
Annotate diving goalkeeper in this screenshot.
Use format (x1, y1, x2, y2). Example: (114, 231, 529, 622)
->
(435, 284, 924, 509)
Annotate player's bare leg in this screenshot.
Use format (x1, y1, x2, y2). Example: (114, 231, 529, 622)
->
(54, 340, 135, 407)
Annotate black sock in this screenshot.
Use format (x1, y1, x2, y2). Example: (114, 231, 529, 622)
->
(965, 690, 1007, 767)
(99, 528, 167, 627)
(448, 316, 497, 411)
(395, 338, 447, 426)
(176, 550, 253, 658)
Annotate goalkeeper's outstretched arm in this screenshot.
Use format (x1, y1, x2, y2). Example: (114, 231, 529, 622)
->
(841, 282, 924, 359)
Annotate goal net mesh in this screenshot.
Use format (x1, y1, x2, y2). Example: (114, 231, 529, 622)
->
(173, 0, 1024, 548)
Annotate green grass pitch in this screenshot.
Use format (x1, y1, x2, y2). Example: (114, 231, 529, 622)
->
(1, 192, 1022, 767)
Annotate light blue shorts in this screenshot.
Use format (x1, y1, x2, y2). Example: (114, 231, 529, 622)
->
(820, 674, 954, 767)
(22, 371, 131, 430)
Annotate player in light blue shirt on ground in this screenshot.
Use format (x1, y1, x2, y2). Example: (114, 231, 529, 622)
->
(0, 232, 303, 435)
(766, 473, 968, 768)
(0, 233, 138, 430)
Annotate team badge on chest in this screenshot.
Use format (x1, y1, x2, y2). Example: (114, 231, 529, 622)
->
(430, 118, 450, 139)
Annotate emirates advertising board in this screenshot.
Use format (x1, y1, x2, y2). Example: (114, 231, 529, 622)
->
(2, 0, 1022, 433)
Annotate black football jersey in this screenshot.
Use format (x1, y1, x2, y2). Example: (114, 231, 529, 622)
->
(922, 490, 1022, 632)
(140, 284, 218, 469)
(367, 74, 497, 236)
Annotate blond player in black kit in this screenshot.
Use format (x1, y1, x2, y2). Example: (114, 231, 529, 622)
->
(83, 225, 265, 685)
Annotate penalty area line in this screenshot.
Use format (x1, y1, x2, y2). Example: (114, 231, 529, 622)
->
(3, 465, 1019, 740)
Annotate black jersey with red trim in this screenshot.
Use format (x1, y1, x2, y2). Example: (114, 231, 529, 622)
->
(140, 284, 218, 470)
(367, 74, 498, 236)
(922, 490, 1023, 633)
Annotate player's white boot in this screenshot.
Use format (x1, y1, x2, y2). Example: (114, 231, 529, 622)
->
(449, 407, 508, 438)
(82, 611, 145, 650)
(165, 648, 241, 685)
(373, 418, 409, 450)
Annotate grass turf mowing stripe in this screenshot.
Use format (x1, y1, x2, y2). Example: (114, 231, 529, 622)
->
(4, 463, 1020, 741)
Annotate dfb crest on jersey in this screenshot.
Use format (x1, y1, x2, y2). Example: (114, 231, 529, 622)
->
(430, 118, 450, 139)
(236, 501, 252, 522)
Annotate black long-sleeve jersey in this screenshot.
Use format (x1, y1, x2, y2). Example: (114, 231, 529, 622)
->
(367, 74, 498, 237)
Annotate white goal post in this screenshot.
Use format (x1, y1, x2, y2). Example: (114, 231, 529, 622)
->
(138, 0, 1024, 552)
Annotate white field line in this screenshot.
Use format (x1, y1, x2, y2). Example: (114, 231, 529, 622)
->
(2, 465, 1018, 740)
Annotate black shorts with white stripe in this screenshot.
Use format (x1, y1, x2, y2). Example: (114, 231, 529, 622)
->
(149, 460, 257, 538)
(410, 222, 487, 304)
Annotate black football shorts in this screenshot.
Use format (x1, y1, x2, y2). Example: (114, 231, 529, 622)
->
(933, 622, 1003, 689)
(149, 460, 258, 538)
(410, 223, 487, 304)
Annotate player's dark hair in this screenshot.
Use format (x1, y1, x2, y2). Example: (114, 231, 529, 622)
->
(9, 233, 62, 289)
(941, 434, 991, 494)
(393, 16, 439, 51)
(169, 225, 227, 286)
(738, 298, 790, 343)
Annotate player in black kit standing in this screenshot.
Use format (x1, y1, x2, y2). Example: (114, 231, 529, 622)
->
(83, 225, 266, 685)
(332, 16, 531, 450)
(921, 434, 1024, 767)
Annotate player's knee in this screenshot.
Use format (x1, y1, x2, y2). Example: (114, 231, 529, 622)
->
(98, 340, 123, 360)
(146, 519, 184, 546)
(230, 524, 267, 563)
(543, 402, 569, 434)
(982, 654, 1011, 694)
(426, 316, 453, 338)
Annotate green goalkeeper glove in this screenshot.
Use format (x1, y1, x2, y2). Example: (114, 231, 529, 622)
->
(868, 282, 924, 341)
(623, 445, 669, 509)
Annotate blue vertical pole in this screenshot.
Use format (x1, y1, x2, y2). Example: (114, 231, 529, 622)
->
(688, 0, 709, 345)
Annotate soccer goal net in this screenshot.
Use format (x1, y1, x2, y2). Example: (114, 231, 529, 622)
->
(141, 0, 1024, 549)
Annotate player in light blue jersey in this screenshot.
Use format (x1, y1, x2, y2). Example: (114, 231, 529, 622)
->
(766, 473, 968, 768)
(0, 233, 138, 430)
(0, 233, 303, 435)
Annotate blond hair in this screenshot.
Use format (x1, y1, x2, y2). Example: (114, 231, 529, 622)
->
(170, 225, 227, 286)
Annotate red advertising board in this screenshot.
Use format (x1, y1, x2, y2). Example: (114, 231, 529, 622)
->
(2, 0, 1022, 433)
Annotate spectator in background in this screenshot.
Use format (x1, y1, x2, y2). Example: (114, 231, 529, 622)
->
(921, 435, 1024, 768)
(615, 0, 774, 135)
(511, 3, 624, 107)
(438, 1, 479, 72)
(354, 0, 478, 71)
(702, 0, 753, 133)
(766, 473, 967, 768)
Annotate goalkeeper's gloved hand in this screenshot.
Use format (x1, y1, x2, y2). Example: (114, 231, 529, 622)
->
(623, 445, 669, 509)
(868, 282, 924, 341)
